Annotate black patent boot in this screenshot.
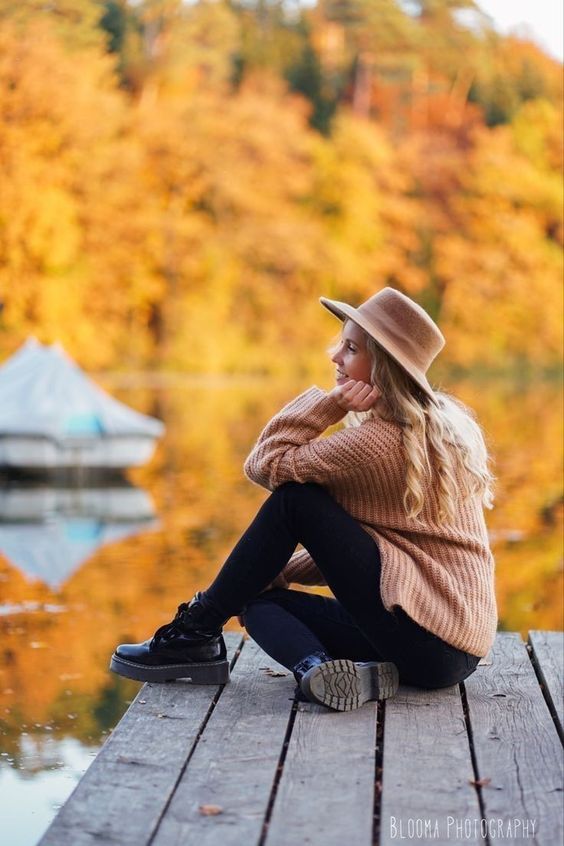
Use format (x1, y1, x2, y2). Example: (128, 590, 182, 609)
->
(294, 651, 399, 712)
(110, 591, 230, 684)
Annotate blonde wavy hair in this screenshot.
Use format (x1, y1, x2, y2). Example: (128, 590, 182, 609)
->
(327, 323, 496, 525)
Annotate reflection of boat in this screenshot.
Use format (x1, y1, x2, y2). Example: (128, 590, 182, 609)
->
(0, 483, 156, 522)
(0, 338, 164, 471)
(0, 481, 159, 588)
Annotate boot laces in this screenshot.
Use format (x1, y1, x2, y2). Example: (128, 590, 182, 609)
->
(151, 602, 203, 645)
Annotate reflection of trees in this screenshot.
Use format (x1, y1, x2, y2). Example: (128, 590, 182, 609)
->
(0, 382, 299, 753)
(0, 378, 561, 766)
(445, 377, 563, 635)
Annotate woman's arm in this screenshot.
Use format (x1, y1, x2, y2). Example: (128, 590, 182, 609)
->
(244, 386, 393, 491)
(277, 547, 328, 587)
(256, 549, 327, 594)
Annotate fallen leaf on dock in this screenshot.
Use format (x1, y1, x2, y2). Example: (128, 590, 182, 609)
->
(469, 777, 491, 787)
(262, 668, 288, 677)
(199, 804, 223, 816)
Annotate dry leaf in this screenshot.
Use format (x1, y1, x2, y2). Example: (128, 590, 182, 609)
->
(263, 668, 288, 677)
(469, 777, 491, 787)
(199, 804, 223, 816)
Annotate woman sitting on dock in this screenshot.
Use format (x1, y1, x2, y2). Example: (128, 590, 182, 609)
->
(111, 287, 498, 712)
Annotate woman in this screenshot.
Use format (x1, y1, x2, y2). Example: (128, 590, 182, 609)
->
(111, 287, 498, 712)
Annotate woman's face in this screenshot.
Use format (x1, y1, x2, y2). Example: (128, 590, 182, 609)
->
(331, 319, 373, 386)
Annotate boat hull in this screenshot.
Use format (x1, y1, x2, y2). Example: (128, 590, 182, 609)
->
(0, 435, 158, 469)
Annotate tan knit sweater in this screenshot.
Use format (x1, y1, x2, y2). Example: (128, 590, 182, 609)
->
(243, 386, 498, 657)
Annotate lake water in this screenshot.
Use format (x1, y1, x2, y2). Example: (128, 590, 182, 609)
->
(0, 376, 562, 846)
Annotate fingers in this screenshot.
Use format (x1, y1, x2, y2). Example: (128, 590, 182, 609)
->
(355, 388, 379, 410)
(340, 380, 379, 410)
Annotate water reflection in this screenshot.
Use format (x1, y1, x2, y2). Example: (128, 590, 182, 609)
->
(0, 377, 561, 846)
(0, 480, 158, 588)
(1, 736, 100, 846)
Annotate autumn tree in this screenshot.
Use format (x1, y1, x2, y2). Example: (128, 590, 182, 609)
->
(0, 21, 161, 367)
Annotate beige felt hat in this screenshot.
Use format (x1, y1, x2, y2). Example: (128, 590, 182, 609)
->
(319, 287, 445, 405)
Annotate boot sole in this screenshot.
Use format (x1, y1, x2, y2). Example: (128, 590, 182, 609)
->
(300, 659, 399, 711)
(109, 653, 230, 684)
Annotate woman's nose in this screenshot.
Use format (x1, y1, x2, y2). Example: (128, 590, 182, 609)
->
(331, 346, 342, 365)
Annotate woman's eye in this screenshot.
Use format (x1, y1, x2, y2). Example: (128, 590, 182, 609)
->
(347, 343, 356, 352)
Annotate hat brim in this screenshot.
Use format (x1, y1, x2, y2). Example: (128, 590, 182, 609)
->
(319, 296, 440, 406)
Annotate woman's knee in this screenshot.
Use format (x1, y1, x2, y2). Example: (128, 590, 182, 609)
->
(274, 481, 326, 500)
(271, 481, 333, 527)
(239, 589, 289, 625)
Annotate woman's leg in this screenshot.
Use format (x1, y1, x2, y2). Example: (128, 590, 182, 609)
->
(201, 481, 478, 688)
(240, 588, 384, 670)
(201, 480, 390, 631)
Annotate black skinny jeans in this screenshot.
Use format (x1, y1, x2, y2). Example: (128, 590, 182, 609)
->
(202, 481, 481, 689)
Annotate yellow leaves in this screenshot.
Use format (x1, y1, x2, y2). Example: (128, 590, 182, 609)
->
(0, 13, 561, 373)
(511, 100, 563, 171)
(199, 804, 223, 816)
(0, 20, 134, 367)
(25, 187, 80, 270)
(261, 668, 288, 678)
(431, 115, 563, 369)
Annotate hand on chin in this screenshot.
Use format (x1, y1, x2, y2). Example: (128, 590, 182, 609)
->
(329, 379, 381, 412)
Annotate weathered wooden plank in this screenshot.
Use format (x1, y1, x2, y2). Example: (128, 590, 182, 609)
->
(151, 635, 295, 846)
(265, 696, 378, 846)
(465, 632, 563, 845)
(38, 628, 564, 846)
(38, 632, 244, 846)
(528, 630, 564, 739)
(380, 682, 481, 846)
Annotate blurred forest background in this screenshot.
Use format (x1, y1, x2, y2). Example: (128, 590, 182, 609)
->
(0, 6, 562, 818)
(0, 0, 562, 375)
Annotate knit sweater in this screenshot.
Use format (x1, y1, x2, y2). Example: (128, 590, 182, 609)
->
(243, 386, 498, 657)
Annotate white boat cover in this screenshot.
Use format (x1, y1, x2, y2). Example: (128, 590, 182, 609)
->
(0, 338, 165, 439)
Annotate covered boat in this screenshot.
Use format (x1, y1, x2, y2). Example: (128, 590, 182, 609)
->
(0, 338, 165, 471)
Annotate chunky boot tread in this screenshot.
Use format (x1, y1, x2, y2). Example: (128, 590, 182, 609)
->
(301, 659, 399, 711)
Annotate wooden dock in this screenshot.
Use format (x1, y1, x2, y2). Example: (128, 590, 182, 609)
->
(39, 630, 563, 846)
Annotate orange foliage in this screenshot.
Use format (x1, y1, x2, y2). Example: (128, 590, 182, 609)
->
(0, 11, 561, 373)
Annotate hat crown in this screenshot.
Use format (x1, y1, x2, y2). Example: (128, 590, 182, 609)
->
(357, 288, 445, 372)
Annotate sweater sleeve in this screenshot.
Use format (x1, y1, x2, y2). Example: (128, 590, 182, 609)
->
(282, 548, 328, 587)
(260, 549, 327, 592)
(244, 386, 379, 491)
